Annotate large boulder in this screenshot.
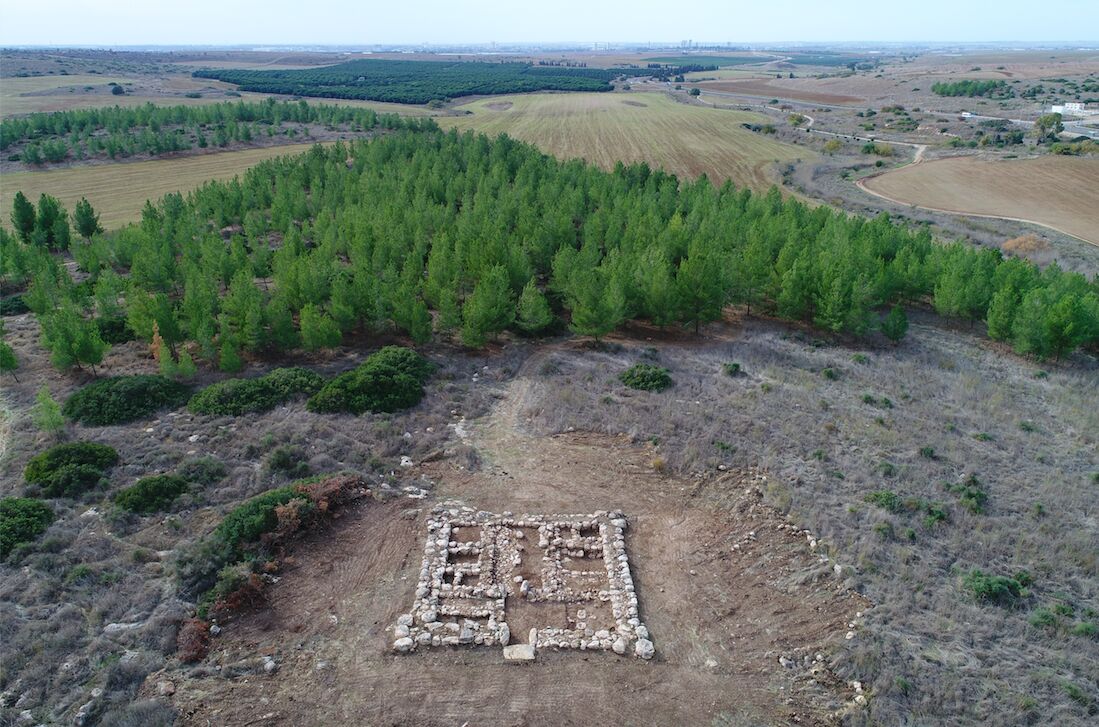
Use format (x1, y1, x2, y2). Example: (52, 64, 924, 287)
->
(634, 638, 654, 660)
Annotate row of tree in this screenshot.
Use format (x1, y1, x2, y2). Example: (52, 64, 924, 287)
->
(931, 79, 1013, 98)
(2, 129, 1097, 380)
(0, 98, 413, 151)
(193, 59, 629, 105)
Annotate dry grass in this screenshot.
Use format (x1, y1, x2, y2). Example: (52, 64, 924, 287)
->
(862, 156, 1099, 246)
(439, 92, 812, 191)
(0, 143, 334, 230)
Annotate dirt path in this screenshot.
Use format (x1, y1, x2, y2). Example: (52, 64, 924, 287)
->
(164, 349, 868, 726)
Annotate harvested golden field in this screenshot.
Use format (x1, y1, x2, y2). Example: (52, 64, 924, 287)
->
(861, 155, 1099, 246)
(439, 92, 811, 190)
(1, 143, 332, 229)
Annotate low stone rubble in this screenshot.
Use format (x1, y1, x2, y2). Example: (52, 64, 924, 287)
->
(391, 504, 652, 660)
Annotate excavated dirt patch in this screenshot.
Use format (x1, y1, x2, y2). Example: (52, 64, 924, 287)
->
(162, 360, 867, 726)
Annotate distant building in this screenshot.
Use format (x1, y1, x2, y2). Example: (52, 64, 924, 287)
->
(1050, 102, 1098, 117)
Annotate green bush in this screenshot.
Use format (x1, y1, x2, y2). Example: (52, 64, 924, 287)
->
(0, 497, 54, 558)
(0, 295, 30, 316)
(619, 363, 672, 392)
(946, 474, 989, 514)
(1071, 622, 1097, 638)
(266, 445, 311, 478)
(176, 485, 308, 597)
(25, 441, 119, 496)
(189, 367, 325, 416)
(39, 463, 109, 497)
(1029, 607, 1058, 629)
(63, 375, 190, 425)
(96, 316, 135, 344)
(307, 346, 433, 414)
(722, 362, 742, 377)
(114, 474, 189, 514)
(963, 569, 1028, 605)
(865, 490, 902, 512)
(176, 456, 227, 486)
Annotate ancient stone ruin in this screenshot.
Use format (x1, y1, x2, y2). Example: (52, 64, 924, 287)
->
(392, 504, 653, 661)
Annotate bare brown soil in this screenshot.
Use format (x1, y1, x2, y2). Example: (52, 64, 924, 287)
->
(161, 353, 867, 726)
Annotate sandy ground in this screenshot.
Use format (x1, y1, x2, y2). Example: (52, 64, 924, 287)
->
(160, 349, 867, 727)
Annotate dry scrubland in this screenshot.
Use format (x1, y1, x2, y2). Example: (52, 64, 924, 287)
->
(516, 318, 1099, 725)
(1, 308, 1096, 725)
(862, 156, 1099, 246)
(440, 92, 811, 191)
(0, 142, 335, 230)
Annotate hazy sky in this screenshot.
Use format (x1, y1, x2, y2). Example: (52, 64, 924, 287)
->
(0, 0, 1096, 46)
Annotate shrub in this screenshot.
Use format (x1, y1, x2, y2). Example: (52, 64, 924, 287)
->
(25, 441, 119, 496)
(266, 445, 311, 478)
(177, 485, 307, 597)
(0, 295, 30, 316)
(821, 367, 838, 380)
(176, 618, 210, 663)
(0, 497, 54, 558)
(307, 346, 433, 414)
(39, 463, 109, 497)
(963, 569, 1027, 605)
(619, 363, 672, 392)
(63, 375, 190, 425)
(865, 490, 902, 513)
(114, 474, 189, 514)
(1029, 607, 1058, 629)
(188, 367, 325, 416)
(946, 474, 989, 514)
(1071, 622, 1097, 638)
(176, 456, 227, 486)
(96, 315, 135, 344)
(723, 362, 742, 377)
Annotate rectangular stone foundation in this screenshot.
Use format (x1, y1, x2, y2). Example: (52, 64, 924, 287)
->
(391, 505, 653, 660)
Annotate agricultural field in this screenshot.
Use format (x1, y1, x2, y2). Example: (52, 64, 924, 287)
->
(0, 142, 333, 229)
(439, 92, 812, 190)
(861, 156, 1099, 246)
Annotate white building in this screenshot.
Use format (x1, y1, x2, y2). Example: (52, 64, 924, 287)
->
(1050, 102, 1098, 117)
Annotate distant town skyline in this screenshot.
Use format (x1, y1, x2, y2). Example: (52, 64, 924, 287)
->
(1, 0, 1097, 47)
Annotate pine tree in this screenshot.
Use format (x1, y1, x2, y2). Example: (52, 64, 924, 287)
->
(985, 287, 1017, 342)
(264, 296, 300, 350)
(675, 248, 727, 334)
(461, 265, 515, 347)
(11, 192, 36, 242)
(73, 197, 103, 238)
(299, 304, 342, 351)
(176, 347, 197, 379)
(32, 385, 65, 434)
(39, 304, 108, 372)
(0, 321, 17, 381)
(516, 280, 554, 334)
(219, 337, 243, 373)
(35, 194, 65, 249)
(407, 299, 433, 344)
(880, 305, 909, 343)
(568, 269, 626, 341)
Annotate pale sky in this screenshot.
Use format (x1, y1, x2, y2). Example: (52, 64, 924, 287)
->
(0, 0, 1096, 47)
